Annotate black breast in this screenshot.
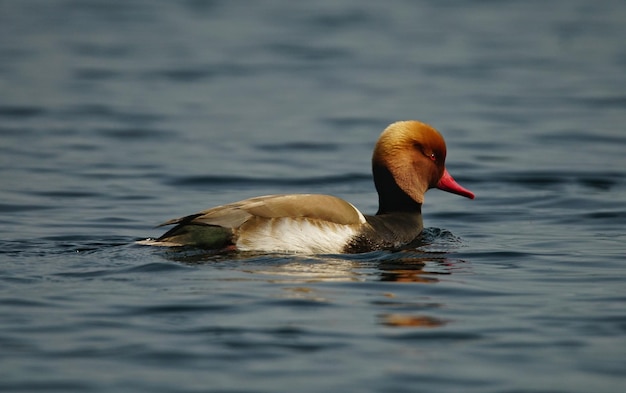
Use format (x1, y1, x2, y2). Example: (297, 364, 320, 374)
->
(344, 212, 423, 253)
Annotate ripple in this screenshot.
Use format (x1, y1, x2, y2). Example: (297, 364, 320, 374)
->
(569, 95, 626, 109)
(307, 10, 374, 29)
(537, 130, 626, 145)
(322, 116, 386, 129)
(125, 261, 191, 273)
(73, 68, 121, 81)
(269, 43, 351, 61)
(255, 141, 340, 152)
(0, 381, 93, 393)
(60, 104, 163, 123)
(0, 105, 46, 118)
(0, 203, 54, 213)
(475, 170, 625, 190)
(120, 302, 233, 316)
(165, 173, 371, 188)
(384, 330, 483, 342)
(30, 190, 102, 199)
(95, 127, 172, 140)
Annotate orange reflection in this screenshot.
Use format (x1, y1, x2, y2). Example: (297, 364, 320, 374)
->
(380, 314, 448, 328)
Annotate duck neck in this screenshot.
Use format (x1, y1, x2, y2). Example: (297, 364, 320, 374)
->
(373, 164, 423, 215)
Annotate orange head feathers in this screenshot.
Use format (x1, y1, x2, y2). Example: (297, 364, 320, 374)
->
(372, 121, 474, 213)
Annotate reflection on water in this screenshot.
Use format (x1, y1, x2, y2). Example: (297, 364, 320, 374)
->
(379, 262, 437, 283)
(150, 233, 467, 330)
(380, 314, 448, 328)
(132, 223, 476, 338)
(154, 230, 466, 285)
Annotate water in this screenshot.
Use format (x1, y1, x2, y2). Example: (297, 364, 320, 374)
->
(1, 0, 625, 392)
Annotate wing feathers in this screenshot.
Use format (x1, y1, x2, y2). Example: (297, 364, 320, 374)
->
(159, 194, 365, 230)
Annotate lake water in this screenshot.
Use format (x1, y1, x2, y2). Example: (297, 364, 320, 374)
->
(1, 0, 625, 392)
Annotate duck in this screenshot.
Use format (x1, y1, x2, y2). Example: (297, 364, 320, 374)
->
(141, 120, 474, 254)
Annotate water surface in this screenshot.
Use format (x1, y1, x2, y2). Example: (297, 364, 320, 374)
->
(1, 1, 625, 392)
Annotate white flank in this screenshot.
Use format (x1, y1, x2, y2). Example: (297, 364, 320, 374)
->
(236, 218, 357, 254)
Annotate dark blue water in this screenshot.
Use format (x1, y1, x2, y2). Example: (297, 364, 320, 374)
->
(1, 1, 625, 392)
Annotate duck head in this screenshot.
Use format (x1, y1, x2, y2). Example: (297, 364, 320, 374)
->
(372, 120, 474, 214)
